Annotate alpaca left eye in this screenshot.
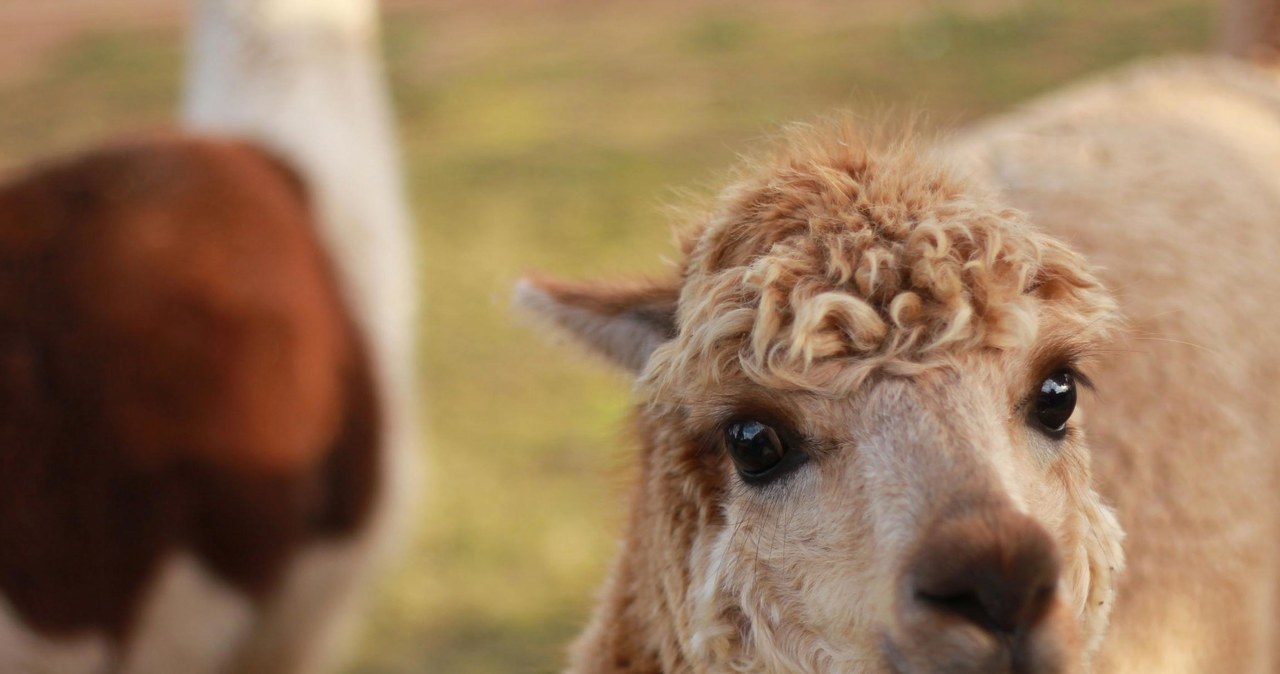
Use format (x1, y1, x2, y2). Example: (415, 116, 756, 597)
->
(1033, 370, 1076, 436)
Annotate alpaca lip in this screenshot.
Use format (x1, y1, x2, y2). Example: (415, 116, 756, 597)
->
(878, 628, 1043, 674)
(877, 633, 911, 674)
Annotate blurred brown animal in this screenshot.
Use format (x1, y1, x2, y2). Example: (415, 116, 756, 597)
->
(517, 6, 1280, 674)
(0, 0, 419, 671)
(0, 137, 384, 673)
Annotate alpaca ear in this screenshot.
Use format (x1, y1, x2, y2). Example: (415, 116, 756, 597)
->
(514, 275, 680, 373)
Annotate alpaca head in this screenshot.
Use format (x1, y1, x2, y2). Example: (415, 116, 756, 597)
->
(517, 124, 1125, 674)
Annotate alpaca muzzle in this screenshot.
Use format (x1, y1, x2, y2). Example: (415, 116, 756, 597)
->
(881, 506, 1073, 674)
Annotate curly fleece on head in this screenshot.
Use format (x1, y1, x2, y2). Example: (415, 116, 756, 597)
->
(643, 122, 1120, 399)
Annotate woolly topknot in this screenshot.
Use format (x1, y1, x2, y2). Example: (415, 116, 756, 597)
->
(643, 121, 1118, 397)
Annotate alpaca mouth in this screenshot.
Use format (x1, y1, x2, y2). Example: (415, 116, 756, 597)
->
(878, 634, 910, 674)
(878, 630, 1049, 674)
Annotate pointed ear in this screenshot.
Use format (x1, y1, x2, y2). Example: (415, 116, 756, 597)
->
(513, 274, 680, 373)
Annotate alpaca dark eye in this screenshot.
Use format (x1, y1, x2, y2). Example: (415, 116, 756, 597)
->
(1033, 370, 1077, 436)
(725, 420, 787, 477)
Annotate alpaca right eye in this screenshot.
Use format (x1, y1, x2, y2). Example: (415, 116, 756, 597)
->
(725, 420, 788, 477)
(1032, 370, 1077, 436)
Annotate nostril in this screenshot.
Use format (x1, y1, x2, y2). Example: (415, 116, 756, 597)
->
(916, 589, 999, 631)
(915, 580, 1057, 634)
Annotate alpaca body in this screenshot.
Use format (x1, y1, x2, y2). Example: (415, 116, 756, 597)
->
(953, 56, 1280, 673)
(0, 137, 388, 673)
(183, 7, 423, 661)
(519, 56, 1280, 674)
(1, 0, 415, 670)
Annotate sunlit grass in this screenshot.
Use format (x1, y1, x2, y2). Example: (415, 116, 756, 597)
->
(0, 1, 1212, 672)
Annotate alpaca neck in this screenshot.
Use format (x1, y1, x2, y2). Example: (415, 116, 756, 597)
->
(181, 0, 420, 583)
(569, 550, 669, 673)
(569, 435, 712, 674)
(181, 0, 416, 375)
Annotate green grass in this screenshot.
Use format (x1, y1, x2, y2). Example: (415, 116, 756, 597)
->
(0, 1, 1213, 671)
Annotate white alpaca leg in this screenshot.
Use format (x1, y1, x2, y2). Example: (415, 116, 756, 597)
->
(119, 553, 255, 674)
(0, 597, 110, 674)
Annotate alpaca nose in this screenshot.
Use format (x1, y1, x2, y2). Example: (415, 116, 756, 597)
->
(907, 507, 1061, 635)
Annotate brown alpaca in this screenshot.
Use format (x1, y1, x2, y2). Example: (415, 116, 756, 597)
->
(517, 18, 1280, 674)
(0, 138, 381, 672)
(0, 0, 418, 671)
(0, 136, 381, 670)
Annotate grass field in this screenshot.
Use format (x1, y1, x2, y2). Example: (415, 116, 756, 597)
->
(0, 1, 1213, 671)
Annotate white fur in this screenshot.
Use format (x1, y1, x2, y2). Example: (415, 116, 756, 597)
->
(0, 554, 253, 674)
(0, 598, 110, 674)
(228, 538, 385, 674)
(0, 541, 398, 674)
(120, 554, 256, 674)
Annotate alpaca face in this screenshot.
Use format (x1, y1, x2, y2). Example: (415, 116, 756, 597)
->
(519, 125, 1125, 673)
(654, 353, 1123, 673)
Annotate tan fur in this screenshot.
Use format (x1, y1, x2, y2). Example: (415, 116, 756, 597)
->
(954, 57, 1280, 673)
(518, 53, 1280, 674)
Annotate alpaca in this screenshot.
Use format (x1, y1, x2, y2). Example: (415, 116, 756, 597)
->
(516, 11, 1280, 674)
(0, 0, 418, 673)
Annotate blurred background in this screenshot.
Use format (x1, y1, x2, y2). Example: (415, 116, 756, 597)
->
(0, 0, 1214, 671)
